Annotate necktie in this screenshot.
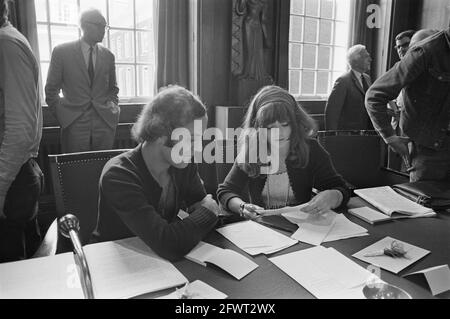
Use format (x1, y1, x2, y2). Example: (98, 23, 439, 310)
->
(88, 46, 94, 87)
(361, 74, 369, 92)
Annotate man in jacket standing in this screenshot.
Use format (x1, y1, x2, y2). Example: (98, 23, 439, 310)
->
(366, 27, 450, 182)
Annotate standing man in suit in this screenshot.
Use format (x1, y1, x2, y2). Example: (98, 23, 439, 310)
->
(325, 45, 373, 131)
(45, 9, 119, 153)
(0, 0, 43, 262)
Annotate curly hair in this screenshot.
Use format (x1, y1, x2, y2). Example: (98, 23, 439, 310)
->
(239, 85, 317, 177)
(132, 85, 207, 144)
(0, 0, 8, 26)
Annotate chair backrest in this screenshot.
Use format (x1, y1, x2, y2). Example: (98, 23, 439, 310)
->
(49, 149, 129, 245)
(317, 130, 387, 189)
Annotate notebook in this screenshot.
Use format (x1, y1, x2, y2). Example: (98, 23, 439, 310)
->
(348, 206, 393, 224)
(0, 237, 188, 299)
(185, 241, 258, 280)
(354, 186, 436, 218)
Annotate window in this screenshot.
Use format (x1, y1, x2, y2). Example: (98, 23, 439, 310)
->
(288, 0, 351, 98)
(35, 0, 155, 102)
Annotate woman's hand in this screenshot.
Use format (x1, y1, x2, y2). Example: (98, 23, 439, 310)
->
(302, 190, 343, 215)
(240, 203, 264, 220)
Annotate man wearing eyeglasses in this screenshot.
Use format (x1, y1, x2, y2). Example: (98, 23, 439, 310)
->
(45, 9, 119, 153)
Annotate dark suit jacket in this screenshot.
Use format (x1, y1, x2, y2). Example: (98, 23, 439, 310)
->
(325, 70, 373, 131)
(45, 40, 119, 129)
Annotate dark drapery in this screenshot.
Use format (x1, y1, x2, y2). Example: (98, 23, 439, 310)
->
(156, 0, 190, 89)
(349, 0, 379, 78)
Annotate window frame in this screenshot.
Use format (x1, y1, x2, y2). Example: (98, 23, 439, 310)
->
(288, 0, 351, 100)
(35, 0, 155, 104)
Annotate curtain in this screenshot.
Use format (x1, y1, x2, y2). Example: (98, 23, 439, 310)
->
(156, 0, 190, 89)
(273, 0, 290, 89)
(349, 0, 379, 79)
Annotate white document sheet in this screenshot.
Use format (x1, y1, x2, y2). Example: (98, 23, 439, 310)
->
(186, 241, 258, 280)
(322, 214, 369, 242)
(157, 280, 227, 299)
(269, 246, 374, 299)
(348, 206, 392, 224)
(288, 211, 337, 245)
(404, 265, 450, 296)
(83, 237, 188, 299)
(352, 236, 431, 274)
(216, 220, 297, 256)
(0, 252, 84, 299)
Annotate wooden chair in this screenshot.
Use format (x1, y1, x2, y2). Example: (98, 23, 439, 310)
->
(34, 149, 129, 257)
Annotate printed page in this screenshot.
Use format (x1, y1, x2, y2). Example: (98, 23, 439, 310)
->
(84, 237, 188, 299)
(352, 236, 431, 274)
(269, 246, 374, 299)
(354, 187, 434, 216)
(289, 211, 337, 246)
(216, 220, 297, 256)
(0, 252, 83, 299)
(322, 214, 368, 242)
(186, 242, 258, 280)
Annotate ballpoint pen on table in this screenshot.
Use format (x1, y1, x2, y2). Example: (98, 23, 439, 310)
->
(364, 240, 409, 258)
(176, 282, 190, 299)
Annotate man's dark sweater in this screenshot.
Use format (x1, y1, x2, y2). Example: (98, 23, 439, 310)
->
(95, 145, 218, 261)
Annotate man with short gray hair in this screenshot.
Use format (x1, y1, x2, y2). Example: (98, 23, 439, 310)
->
(45, 8, 119, 153)
(325, 44, 373, 130)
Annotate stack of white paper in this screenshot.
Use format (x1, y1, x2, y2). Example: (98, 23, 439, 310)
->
(0, 237, 189, 299)
(216, 220, 297, 256)
(186, 241, 258, 280)
(269, 246, 375, 299)
(271, 207, 368, 245)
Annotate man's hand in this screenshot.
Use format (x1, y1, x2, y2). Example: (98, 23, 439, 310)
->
(0, 195, 6, 220)
(199, 194, 220, 216)
(387, 136, 411, 168)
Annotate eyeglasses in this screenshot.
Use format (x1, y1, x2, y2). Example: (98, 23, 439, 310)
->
(85, 21, 110, 30)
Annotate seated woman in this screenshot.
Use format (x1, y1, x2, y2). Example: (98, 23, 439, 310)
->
(95, 85, 219, 261)
(217, 85, 351, 218)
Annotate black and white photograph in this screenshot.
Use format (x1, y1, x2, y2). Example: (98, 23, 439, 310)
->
(0, 0, 449, 309)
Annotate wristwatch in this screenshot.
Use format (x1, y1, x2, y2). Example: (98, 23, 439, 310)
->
(239, 203, 246, 217)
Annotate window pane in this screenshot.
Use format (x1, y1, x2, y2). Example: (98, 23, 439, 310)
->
(305, 0, 319, 16)
(334, 21, 348, 46)
(50, 26, 79, 51)
(291, 0, 304, 15)
(333, 47, 347, 71)
(289, 43, 302, 69)
(301, 70, 315, 95)
(316, 71, 330, 95)
(335, 0, 350, 21)
(37, 24, 50, 61)
(109, 0, 134, 29)
(304, 18, 318, 43)
(319, 19, 332, 44)
(320, 0, 334, 19)
(116, 65, 136, 97)
(110, 29, 135, 63)
(289, 70, 301, 95)
(49, 0, 78, 25)
(302, 44, 316, 69)
(41, 62, 50, 87)
(317, 46, 330, 69)
(136, 31, 152, 63)
(289, 16, 303, 42)
(137, 65, 153, 97)
(35, 0, 47, 22)
(80, 0, 107, 16)
(136, 0, 153, 29)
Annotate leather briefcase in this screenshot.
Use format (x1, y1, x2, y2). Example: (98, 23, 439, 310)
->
(392, 181, 450, 209)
